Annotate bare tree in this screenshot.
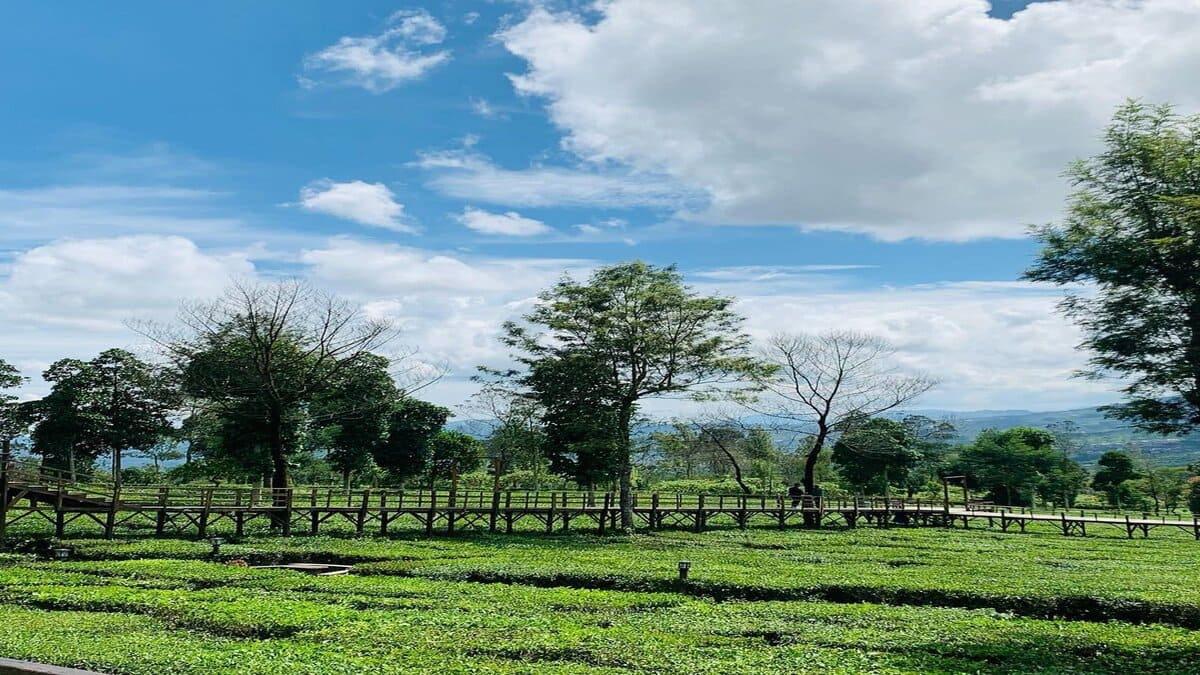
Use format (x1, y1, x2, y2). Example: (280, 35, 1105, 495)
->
(749, 332, 936, 499)
(136, 280, 400, 504)
(461, 380, 547, 492)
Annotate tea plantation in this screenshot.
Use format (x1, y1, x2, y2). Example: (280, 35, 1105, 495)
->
(3, 524, 1200, 673)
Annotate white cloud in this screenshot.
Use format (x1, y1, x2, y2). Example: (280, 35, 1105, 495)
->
(0, 185, 243, 246)
(414, 149, 702, 210)
(299, 238, 590, 377)
(298, 180, 413, 232)
(500, 1, 1200, 240)
(303, 9, 450, 93)
(457, 206, 551, 236)
(469, 97, 501, 119)
(700, 276, 1108, 411)
(0, 235, 257, 390)
(0, 233, 1115, 413)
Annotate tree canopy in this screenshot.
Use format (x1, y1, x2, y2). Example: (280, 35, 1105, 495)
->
(1026, 101, 1200, 434)
(500, 261, 767, 528)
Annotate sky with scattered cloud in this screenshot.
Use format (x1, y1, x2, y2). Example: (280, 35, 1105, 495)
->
(2, 0, 1198, 415)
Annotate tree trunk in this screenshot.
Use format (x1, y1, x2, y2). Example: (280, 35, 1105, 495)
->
(617, 401, 634, 532)
(268, 406, 289, 527)
(802, 430, 827, 493)
(802, 428, 828, 527)
(112, 447, 122, 488)
(699, 426, 751, 495)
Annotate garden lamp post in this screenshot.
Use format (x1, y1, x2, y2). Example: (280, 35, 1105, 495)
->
(209, 536, 225, 556)
(677, 560, 691, 581)
(51, 547, 70, 561)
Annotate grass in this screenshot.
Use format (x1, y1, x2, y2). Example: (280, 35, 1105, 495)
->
(2, 524, 1200, 673)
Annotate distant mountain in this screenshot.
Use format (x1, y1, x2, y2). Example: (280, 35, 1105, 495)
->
(458, 405, 1200, 468)
(921, 406, 1200, 467)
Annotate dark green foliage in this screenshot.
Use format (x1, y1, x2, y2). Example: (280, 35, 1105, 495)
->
(1094, 450, 1142, 507)
(502, 261, 766, 527)
(310, 353, 398, 486)
(831, 417, 919, 494)
(373, 398, 449, 483)
(425, 430, 483, 486)
(529, 352, 623, 489)
(956, 427, 1087, 506)
(0, 358, 27, 447)
(1026, 101, 1200, 435)
(28, 350, 177, 483)
(1188, 479, 1200, 514)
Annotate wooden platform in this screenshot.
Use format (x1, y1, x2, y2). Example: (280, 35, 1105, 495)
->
(2, 460, 1197, 541)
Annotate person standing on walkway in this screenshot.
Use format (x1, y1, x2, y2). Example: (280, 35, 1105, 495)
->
(787, 483, 804, 508)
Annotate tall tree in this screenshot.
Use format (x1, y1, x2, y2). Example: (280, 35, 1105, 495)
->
(373, 398, 449, 484)
(1025, 101, 1200, 434)
(29, 351, 176, 485)
(1093, 449, 1141, 508)
(958, 427, 1085, 507)
(501, 261, 766, 529)
(528, 352, 623, 490)
(143, 280, 397, 502)
(424, 430, 483, 489)
(0, 359, 26, 466)
(29, 359, 103, 480)
(85, 349, 178, 486)
(312, 353, 399, 488)
(831, 417, 919, 495)
(751, 332, 935, 502)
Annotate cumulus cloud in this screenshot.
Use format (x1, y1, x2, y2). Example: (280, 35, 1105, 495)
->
(303, 9, 450, 92)
(299, 238, 589, 377)
(0, 233, 1112, 412)
(694, 273, 1107, 411)
(0, 235, 257, 387)
(298, 180, 413, 232)
(500, 0, 1200, 240)
(456, 206, 551, 236)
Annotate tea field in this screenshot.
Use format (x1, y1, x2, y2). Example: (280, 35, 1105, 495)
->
(3, 525, 1200, 673)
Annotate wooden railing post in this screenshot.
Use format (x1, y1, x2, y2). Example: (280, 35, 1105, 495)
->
(155, 487, 169, 535)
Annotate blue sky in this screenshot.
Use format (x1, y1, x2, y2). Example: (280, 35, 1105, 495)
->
(2, 1, 1198, 413)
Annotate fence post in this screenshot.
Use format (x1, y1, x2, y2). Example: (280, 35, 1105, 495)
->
(155, 487, 169, 535)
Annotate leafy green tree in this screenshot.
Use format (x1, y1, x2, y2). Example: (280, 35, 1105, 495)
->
(0, 359, 27, 464)
(530, 353, 624, 490)
(148, 280, 397, 502)
(311, 353, 399, 488)
(1093, 450, 1142, 508)
(85, 349, 179, 486)
(899, 415, 956, 497)
(425, 430, 484, 488)
(1136, 465, 1188, 514)
(28, 351, 176, 485)
(957, 427, 1085, 507)
(374, 398, 449, 484)
(743, 428, 781, 493)
(1187, 478, 1200, 514)
(1026, 102, 1200, 434)
(831, 417, 919, 494)
(501, 261, 766, 529)
(29, 359, 103, 480)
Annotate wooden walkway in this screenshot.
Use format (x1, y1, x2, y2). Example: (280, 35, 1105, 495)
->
(2, 460, 1198, 540)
